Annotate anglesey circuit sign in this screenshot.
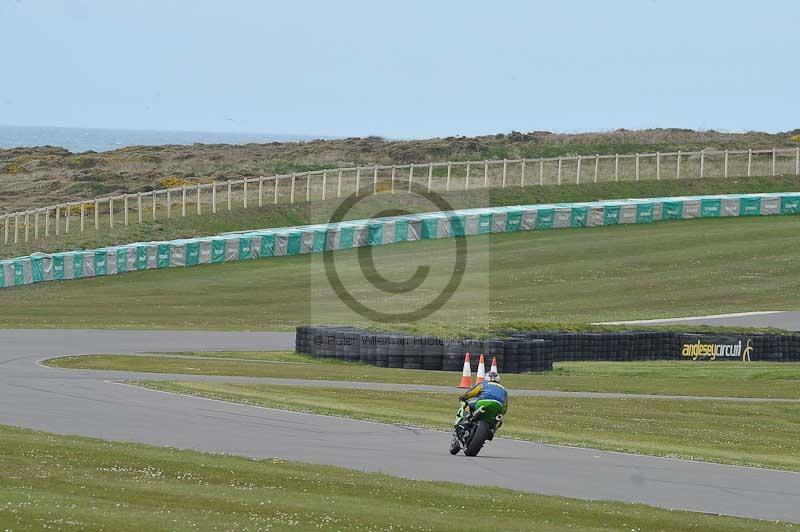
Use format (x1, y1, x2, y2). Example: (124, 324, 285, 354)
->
(680, 336, 753, 361)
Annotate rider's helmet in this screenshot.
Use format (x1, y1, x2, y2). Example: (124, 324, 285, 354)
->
(485, 371, 500, 383)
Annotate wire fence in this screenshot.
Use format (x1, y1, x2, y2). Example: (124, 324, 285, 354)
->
(3, 146, 800, 246)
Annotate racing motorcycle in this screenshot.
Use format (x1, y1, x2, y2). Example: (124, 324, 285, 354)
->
(449, 398, 504, 457)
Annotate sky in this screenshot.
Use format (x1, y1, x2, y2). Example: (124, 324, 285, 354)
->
(1, 0, 798, 139)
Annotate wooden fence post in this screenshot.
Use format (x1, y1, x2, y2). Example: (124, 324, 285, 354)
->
(306, 173, 311, 202)
(24, 212, 29, 242)
(14, 214, 19, 243)
(465, 161, 470, 190)
(44, 210, 49, 238)
(391, 165, 396, 193)
(3, 215, 8, 243)
(355, 167, 361, 195)
(137, 193, 143, 223)
(197, 185, 203, 215)
(181, 186, 187, 216)
(34, 210, 39, 240)
(244, 179, 249, 208)
(594, 155, 599, 182)
(80, 203, 85, 231)
(724, 150, 729, 178)
(576, 155, 582, 184)
(676, 151, 682, 179)
(483, 160, 488, 188)
(446, 162, 452, 191)
(501, 159, 507, 188)
(124, 195, 129, 226)
(539, 158, 544, 186)
(557, 156, 562, 185)
(212, 183, 217, 213)
(109, 198, 114, 227)
(227, 181, 232, 210)
(274, 177, 279, 204)
(796, 147, 800, 175)
(747, 148, 753, 176)
(373, 166, 378, 195)
(656, 152, 660, 180)
(337, 169, 343, 198)
(95, 199, 100, 228)
(290, 174, 296, 202)
(520, 159, 526, 187)
(151, 193, 156, 220)
(614, 154, 619, 181)
(427, 163, 433, 192)
(321, 171, 326, 200)
(64, 205, 70, 233)
(700, 151, 705, 178)
(259, 177, 265, 206)
(166, 190, 171, 218)
(408, 164, 414, 192)
(772, 147, 777, 176)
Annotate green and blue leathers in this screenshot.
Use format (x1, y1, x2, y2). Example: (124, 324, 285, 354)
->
(450, 381, 508, 457)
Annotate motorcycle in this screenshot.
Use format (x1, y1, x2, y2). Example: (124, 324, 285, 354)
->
(449, 398, 504, 457)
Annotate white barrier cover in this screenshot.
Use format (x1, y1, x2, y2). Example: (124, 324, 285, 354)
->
(3, 192, 800, 289)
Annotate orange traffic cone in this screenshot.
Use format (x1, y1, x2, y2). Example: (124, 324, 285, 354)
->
(490, 356, 498, 375)
(459, 353, 472, 388)
(476, 354, 486, 384)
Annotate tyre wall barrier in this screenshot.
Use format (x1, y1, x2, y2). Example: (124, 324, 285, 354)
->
(296, 326, 800, 369)
(296, 326, 554, 373)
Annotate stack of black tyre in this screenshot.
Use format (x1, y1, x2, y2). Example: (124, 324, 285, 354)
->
(294, 326, 554, 373)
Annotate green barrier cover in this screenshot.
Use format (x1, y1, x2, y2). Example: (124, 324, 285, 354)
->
(136, 246, 148, 270)
(506, 211, 522, 232)
(339, 226, 354, 249)
(260, 234, 275, 257)
(701, 198, 721, 217)
(739, 197, 761, 216)
(287, 232, 301, 255)
(13, 261, 24, 286)
(637, 203, 656, 222)
(212, 240, 226, 263)
(478, 213, 493, 234)
(238, 237, 252, 260)
(603, 206, 620, 225)
(0, 263, 4, 288)
(451, 215, 466, 237)
(570, 207, 588, 227)
(53, 256, 64, 281)
(73, 253, 85, 278)
(421, 218, 438, 239)
(535, 208, 554, 229)
(368, 224, 383, 246)
(5, 192, 800, 289)
(117, 249, 128, 273)
(186, 242, 200, 266)
(781, 196, 800, 214)
(31, 257, 44, 282)
(94, 251, 108, 276)
(157, 244, 170, 268)
(312, 230, 326, 253)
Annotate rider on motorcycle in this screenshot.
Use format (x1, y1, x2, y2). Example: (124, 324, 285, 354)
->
(458, 371, 508, 427)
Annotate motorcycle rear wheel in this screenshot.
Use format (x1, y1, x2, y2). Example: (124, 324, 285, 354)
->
(464, 420, 491, 457)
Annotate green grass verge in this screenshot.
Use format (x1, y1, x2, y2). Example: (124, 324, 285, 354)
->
(45, 354, 800, 399)
(2, 424, 788, 531)
(134, 381, 800, 472)
(5, 173, 800, 259)
(3, 214, 800, 331)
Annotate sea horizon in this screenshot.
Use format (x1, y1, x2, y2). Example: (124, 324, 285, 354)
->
(0, 124, 325, 153)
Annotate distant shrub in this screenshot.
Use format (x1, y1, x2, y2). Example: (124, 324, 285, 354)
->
(65, 156, 99, 169)
(791, 135, 800, 143)
(3, 163, 27, 174)
(158, 176, 192, 188)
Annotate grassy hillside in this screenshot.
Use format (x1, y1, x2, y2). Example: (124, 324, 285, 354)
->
(1, 215, 798, 332)
(4, 173, 800, 259)
(2, 128, 798, 213)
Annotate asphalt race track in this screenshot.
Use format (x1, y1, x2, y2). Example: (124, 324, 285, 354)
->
(1, 329, 798, 523)
(601, 311, 800, 330)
